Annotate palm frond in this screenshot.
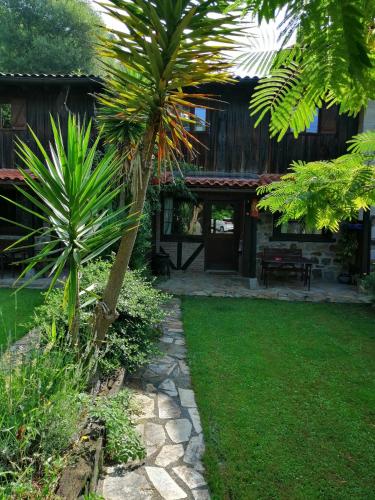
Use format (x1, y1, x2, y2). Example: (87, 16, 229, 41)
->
(96, 0, 240, 174)
(347, 130, 375, 154)
(238, 0, 374, 139)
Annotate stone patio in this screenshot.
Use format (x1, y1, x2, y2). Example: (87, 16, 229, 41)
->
(157, 271, 371, 304)
(98, 298, 209, 500)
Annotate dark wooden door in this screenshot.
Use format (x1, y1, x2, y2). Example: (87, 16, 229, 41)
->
(205, 200, 241, 271)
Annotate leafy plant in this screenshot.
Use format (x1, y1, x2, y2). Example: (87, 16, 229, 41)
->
(89, 390, 145, 463)
(0, 0, 102, 74)
(33, 258, 168, 375)
(257, 131, 375, 232)
(237, 0, 375, 139)
(362, 271, 375, 301)
(2, 115, 134, 344)
(0, 347, 91, 497)
(336, 229, 359, 273)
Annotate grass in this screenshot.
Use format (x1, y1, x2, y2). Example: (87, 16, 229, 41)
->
(182, 297, 375, 500)
(0, 288, 43, 347)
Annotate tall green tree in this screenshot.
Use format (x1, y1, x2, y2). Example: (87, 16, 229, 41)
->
(0, 0, 101, 74)
(93, 0, 238, 342)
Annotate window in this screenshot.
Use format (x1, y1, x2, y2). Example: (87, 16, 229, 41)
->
(194, 107, 207, 132)
(306, 110, 319, 133)
(290, 107, 338, 135)
(272, 216, 334, 242)
(182, 107, 207, 132)
(0, 103, 12, 129)
(162, 197, 203, 237)
(210, 203, 235, 234)
(0, 99, 26, 130)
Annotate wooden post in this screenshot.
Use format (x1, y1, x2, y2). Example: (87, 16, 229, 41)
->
(361, 210, 371, 275)
(242, 198, 258, 288)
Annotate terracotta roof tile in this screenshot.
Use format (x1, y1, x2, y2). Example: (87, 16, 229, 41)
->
(155, 172, 281, 189)
(0, 169, 25, 181)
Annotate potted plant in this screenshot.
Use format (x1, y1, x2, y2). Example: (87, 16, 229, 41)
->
(336, 228, 359, 284)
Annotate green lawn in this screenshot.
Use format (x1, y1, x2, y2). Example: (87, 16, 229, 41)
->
(182, 297, 375, 500)
(0, 289, 44, 348)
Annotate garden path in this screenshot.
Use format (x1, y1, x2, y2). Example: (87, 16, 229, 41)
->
(98, 298, 209, 500)
(158, 271, 370, 304)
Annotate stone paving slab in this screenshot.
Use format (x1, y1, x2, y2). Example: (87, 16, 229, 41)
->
(158, 271, 371, 304)
(99, 298, 209, 500)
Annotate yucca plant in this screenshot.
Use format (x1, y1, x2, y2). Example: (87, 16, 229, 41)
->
(1, 115, 135, 344)
(257, 130, 375, 231)
(93, 0, 239, 342)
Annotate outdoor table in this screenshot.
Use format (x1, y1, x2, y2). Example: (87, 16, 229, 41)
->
(261, 256, 312, 290)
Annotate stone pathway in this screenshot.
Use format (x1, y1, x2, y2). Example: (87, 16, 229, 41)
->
(99, 298, 209, 500)
(158, 271, 371, 304)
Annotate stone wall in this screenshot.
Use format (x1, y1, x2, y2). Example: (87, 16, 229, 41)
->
(256, 213, 341, 281)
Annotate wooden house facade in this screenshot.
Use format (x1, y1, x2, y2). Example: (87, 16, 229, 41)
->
(0, 74, 370, 282)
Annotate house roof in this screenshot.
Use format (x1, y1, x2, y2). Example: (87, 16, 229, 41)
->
(155, 171, 281, 189)
(0, 169, 25, 182)
(0, 73, 101, 84)
(0, 73, 257, 85)
(0, 168, 281, 188)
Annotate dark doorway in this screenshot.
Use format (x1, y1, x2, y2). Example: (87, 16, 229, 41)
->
(205, 200, 241, 271)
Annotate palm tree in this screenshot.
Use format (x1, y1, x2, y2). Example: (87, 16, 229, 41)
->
(3, 115, 134, 344)
(93, 0, 239, 342)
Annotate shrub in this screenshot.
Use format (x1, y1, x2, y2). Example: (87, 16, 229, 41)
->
(362, 271, 375, 301)
(89, 389, 145, 463)
(34, 258, 169, 375)
(0, 348, 90, 497)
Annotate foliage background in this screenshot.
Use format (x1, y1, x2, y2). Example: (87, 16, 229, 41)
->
(0, 0, 102, 74)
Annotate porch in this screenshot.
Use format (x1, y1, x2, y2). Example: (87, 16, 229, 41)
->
(157, 271, 371, 304)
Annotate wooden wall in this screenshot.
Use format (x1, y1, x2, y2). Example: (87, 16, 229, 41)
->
(0, 77, 359, 173)
(0, 79, 100, 169)
(187, 79, 359, 174)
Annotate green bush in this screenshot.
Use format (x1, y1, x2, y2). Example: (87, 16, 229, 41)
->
(34, 258, 169, 375)
(89, 389, 145, 463)
(362, 271, 375, 301)
(0, 348, 90, 497)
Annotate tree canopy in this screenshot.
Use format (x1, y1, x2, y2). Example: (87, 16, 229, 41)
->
(0, 0, 101, 74)
(257, 131, 375, 231)
(235, 0, 375, 140)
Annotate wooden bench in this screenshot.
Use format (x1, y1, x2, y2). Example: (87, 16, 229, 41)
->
(261, 248, 312, 290)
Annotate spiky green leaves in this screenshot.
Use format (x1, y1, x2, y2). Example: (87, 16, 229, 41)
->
(2, 115, 135, 335)
(96, 0, 238, 163)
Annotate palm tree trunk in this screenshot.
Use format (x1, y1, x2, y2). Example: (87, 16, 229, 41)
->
(93, 119, 159, 343)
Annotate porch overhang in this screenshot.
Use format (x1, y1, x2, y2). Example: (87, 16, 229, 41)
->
(153, 171, 281, 192)
(0, 169, 26, 184)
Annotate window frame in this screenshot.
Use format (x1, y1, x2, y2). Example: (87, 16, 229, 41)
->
(287, 106, 338, 136)
(270, 215, 335, 243)
(0, 103, 12, 130)
(0, 98, 27, 131)
(160, 196, 204, 242)
(182, 106, 208, 133)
